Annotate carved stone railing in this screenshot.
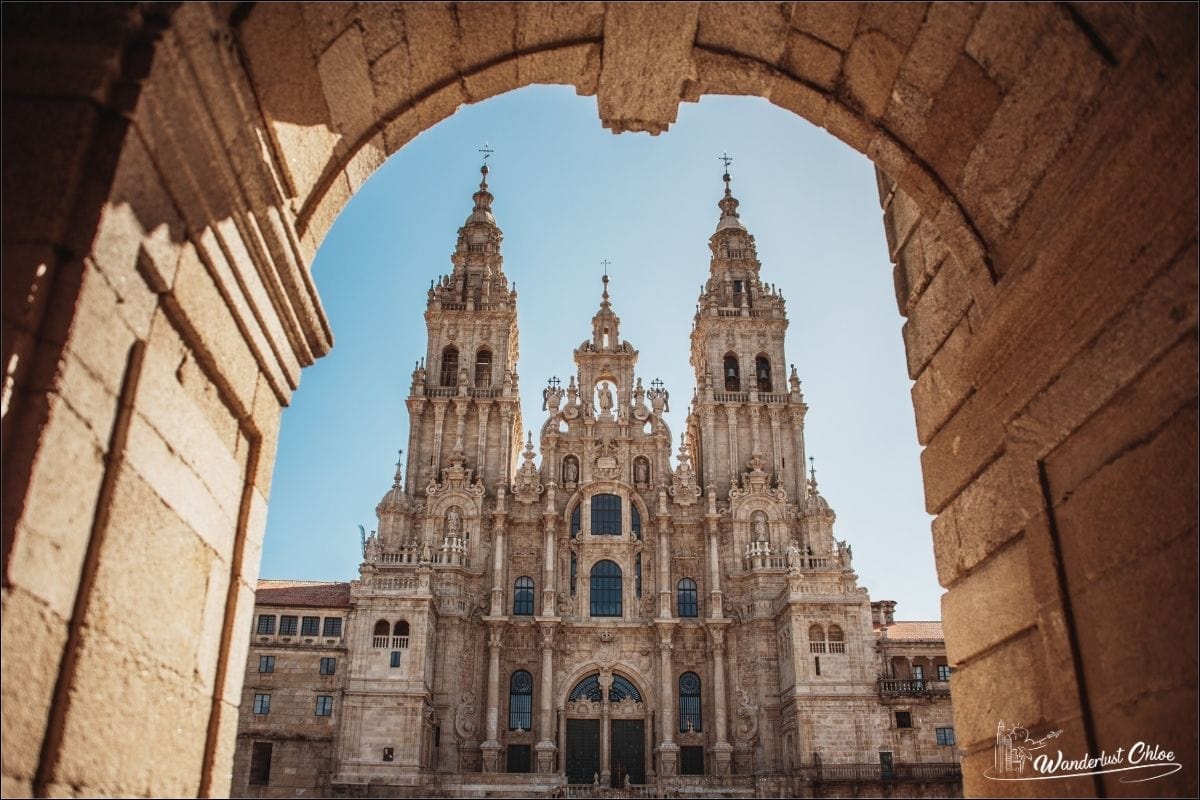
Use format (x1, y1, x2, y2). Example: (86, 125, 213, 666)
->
(810, 761, 961, 783)
(878, 679, 952, 697)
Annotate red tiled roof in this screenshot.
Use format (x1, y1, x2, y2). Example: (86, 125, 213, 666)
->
(879, 621, 944, 641)
(255, 579, 351, 608)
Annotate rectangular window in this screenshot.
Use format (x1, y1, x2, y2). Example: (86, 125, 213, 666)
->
(253, 693, 271, 715)
(814, 656, 820, 676)
(590, 494, 622, 535)
(936, 727, 955, 746)
(256, 615, 275, 635)
(937, 664, 952, 681)
(278, 615, 298, 636)
(319, 657, 337, 675)
(681, 746, 705, 776)
(258, 655, 275, 673)
(912, 665, 924, 681)
(895, 711, 913, 729)
(314, 695, 334, 716)
(322, 617, 342, 637)
(382, 747, 394, 762)
(508, 694, 532, 731)
(301, 616, 320, 636)
(390, 651, 402, 668)
(506, 745, 532, 773)
(249, 741, 272, 786)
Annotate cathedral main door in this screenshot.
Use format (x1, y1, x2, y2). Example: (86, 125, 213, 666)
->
(564, 673, 646, 787)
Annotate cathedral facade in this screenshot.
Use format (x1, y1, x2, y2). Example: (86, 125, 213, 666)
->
(232, 167, 960, 798)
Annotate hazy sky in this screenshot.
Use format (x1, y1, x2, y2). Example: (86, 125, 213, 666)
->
(261, 85, 944, 621)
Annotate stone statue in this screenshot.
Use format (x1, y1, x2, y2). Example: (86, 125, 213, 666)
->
(446, 508, 462, 536)
(752, 514, 768, 541)
(786, 540, 801, 570)
(597, 382, 614, 413)
(563, 458, 578, 483)
(634, 459, 648, 484)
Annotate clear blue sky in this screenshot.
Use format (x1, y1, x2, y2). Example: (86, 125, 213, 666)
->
(261, 86, 943, 621)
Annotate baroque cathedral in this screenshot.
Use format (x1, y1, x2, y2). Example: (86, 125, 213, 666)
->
(232, 165, 960, 798)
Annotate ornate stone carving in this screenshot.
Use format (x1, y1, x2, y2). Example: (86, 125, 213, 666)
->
(511, 433, 544, 503)
(733, 687, 759, 743)
(453, 692, 479, 743)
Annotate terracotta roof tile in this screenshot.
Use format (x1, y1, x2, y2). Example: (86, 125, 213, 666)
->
(255, 579, 351, 608)
(878, 621, 944, 641)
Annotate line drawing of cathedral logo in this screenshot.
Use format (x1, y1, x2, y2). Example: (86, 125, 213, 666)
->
(993, 721, 1063, 775)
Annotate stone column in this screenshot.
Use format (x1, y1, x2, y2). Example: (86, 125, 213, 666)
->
(708, 625, 734, 775)
(768, 406, 782, 482)
(748, 403, 761, 456)
(706, 494, 723, 618)
(542, 504, 557, 616)
(657, 505, 672, 619)
(480, 623, 504, 772)
(432, 402, 448, 474)
(490, 488, 508, 615)
(452, 398, 468, 453)
(599, 672, 613, 784)
(790, 405, 807, 502)
(476, 401, 491, 483)
(725, 406, 739, 482)
(535, 623, 558, 773)
(405, 397, 426, 494)
(656, 623, 679, 776)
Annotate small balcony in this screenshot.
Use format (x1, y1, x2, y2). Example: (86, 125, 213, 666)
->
(878, 678, 951, 697)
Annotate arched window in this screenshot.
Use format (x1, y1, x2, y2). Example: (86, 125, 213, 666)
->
(570, 551, 578, 597)
(590, 560, 622, 617)
(591, 494, 621, 535)
(394, 620, 411, 638)
(677, 578, 698, 618)
(569, 674, 602, 702)
(474, 348, 492, 387)
(679, 672, 702, 732)
(755, 355, 772, 392)
(635, 553, 643, 598)
(508, 671, 533, 730)
(610, 675, 642, 702)
(828, 624, 845, 653)
(808, 623, 826, 653)
(440, 346, 459, 386)
(723, 353, 740, 391)
(373, 620, 389, 637)
(631, 504, 642, 539)
(513, 576, 535, 616)
(570, 505, 581, 538)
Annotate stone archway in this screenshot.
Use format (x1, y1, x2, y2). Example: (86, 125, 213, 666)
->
(2, 3, 1195, 798)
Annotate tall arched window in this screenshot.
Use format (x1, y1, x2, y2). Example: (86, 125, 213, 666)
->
(570, 551, 578, 597)
(631, 505, 642, 539)
(635, 553, 642, 598)
(755, 354, 772, 392)
(590, 560, 622, 617)
(570, 505, 581, 538)
(394, 620, 410, 637)
(679, 672, 702, 732)
(440, 346, 459, 386)
(723, 353, 740, 391)
(828, 624, 845, 653)
(373, 620, 389, 636)
(808, 623, 826, 653)
(677, 578, 698, 618)
(474, 348, 492, 387)
(591, 494, 621, 535)
(513, 576, 535, 616)
(508, 671, 533, 730)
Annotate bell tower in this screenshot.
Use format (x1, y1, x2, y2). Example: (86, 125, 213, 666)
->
(403, 163, 524, 499)
(687, 168, 808, 502)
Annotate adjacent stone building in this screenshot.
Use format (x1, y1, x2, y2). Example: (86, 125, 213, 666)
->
(232, 167, 960, 798)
